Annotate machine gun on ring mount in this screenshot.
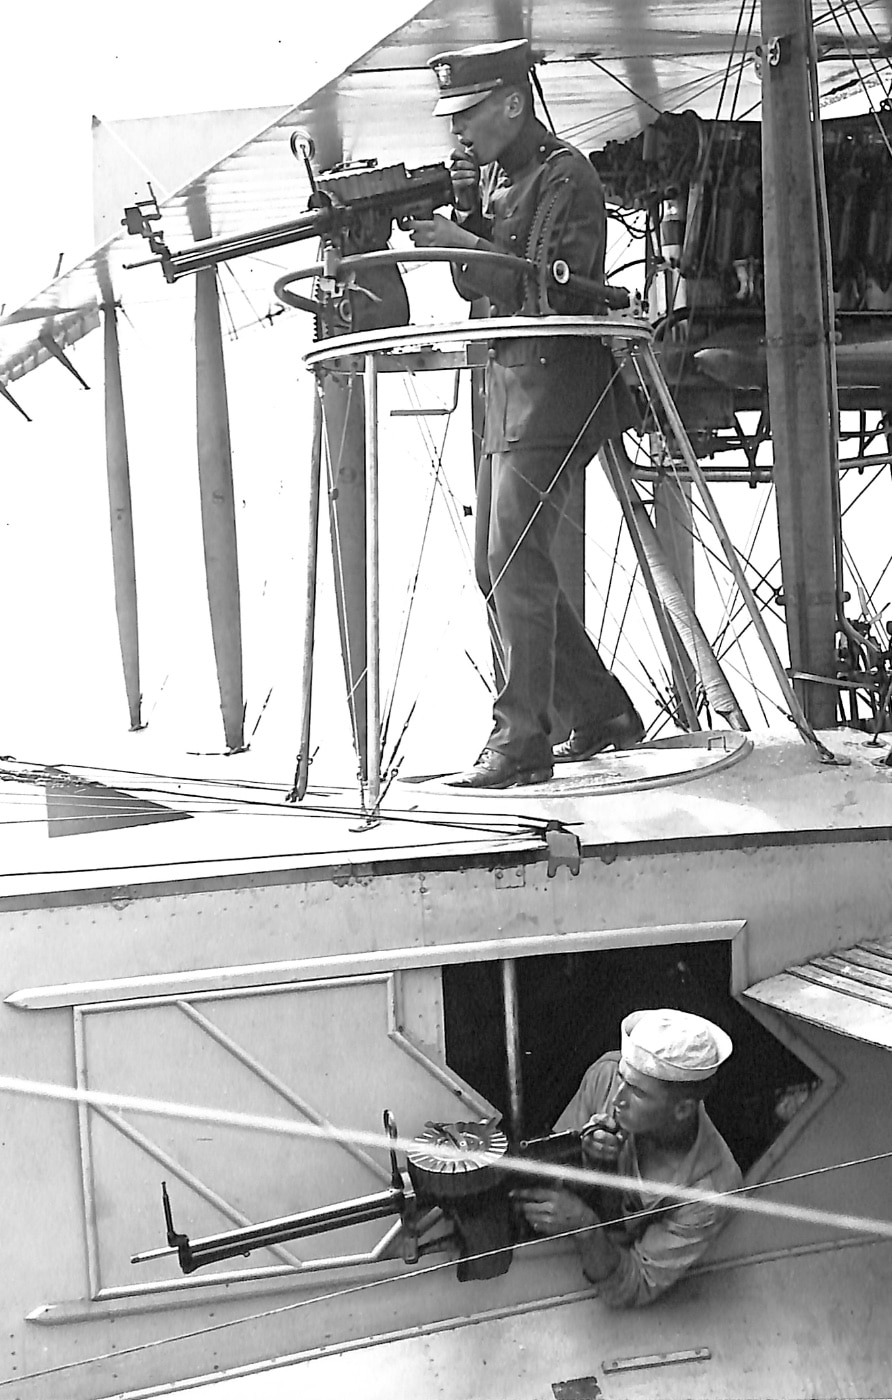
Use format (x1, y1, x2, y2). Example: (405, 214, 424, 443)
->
(122, 131, 630, 330)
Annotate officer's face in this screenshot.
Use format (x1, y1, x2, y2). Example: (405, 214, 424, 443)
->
(450, 89, 519, 164)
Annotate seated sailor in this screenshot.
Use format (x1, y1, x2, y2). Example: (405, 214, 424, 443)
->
(513, 1007, 742, 1307)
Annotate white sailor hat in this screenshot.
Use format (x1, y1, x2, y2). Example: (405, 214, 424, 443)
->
(620, 1008, 733, 1083)
(428, 39, 532, 117)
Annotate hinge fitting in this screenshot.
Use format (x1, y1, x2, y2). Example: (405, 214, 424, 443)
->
(545, 821, 581, 878)
(754, 35, 790, 78)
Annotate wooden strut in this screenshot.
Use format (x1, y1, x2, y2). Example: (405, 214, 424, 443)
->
(103, 304, 143, 732)
(194, 267, 246, 754)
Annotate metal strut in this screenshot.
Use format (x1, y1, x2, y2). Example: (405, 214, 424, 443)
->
(600, 439, 748, 731)
(635, 337, 847, 763)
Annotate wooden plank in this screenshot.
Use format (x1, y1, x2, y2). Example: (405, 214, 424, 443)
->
(744, 970, 892, 1048)
(810, 954, 892, 993)
(788, 964, 892, 1010)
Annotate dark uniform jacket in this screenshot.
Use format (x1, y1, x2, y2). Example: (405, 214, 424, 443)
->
(452, 117, 635, 454)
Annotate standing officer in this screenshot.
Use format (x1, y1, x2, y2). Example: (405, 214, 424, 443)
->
(406, 39, 643, 789)
(514, 1008, 743, 1307)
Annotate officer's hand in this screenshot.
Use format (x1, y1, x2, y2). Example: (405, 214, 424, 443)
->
(404, 215, 478, 250)
(511, 1187, 596, 1236)
(580, 1114, 625, 1167)
(449, 146, 480, 213)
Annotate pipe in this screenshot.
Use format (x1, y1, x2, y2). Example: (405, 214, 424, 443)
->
(364, 352, 381, 810)
(293, 386, 324, 800)
(502, 959, 523, 1139)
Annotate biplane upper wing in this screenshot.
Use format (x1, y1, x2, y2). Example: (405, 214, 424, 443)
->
(2, 0, 882, 402)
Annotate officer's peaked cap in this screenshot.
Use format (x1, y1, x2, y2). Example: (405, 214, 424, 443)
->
(620, 1008, 733, 1083)
(429, 39, 532, 117)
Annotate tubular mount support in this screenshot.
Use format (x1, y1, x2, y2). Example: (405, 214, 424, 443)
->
(274, 247, 630, 318)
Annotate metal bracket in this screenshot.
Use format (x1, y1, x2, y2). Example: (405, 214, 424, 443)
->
(121, 185, 169, 263)
(545, 821, 581, 878)
(754, 35, 790, 78)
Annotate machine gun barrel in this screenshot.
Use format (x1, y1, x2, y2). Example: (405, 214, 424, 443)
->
(146, 161, 455, 284)
(132, 1182, 405, 1273)
(161, 206, 336, 283)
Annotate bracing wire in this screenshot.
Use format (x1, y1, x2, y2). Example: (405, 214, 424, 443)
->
(368, 392, 493, 773)
(595, 515, 624, 653)
(216, 267, 239, 342)
(561, 50, 758, 148)
(716, 485, 777, 648)
(369, 358, 672, 770)
(379, 379, 456, 756)
(221, 259, 269, 335)
(583, 58, 664, 119)
(826, 0, 892, 146)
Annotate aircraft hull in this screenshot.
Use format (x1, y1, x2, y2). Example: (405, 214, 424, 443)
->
(2, 731, 891, 1397)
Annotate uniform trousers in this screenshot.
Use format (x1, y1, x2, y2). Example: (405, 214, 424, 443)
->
(474, 442, 630, 767)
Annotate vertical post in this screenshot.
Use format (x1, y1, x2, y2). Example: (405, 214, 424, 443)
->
(103, 304, 142, 730)
(195, 267, 245, 752)
(501, 958, 523, 1139)
(364, 352, 381, 809)
(760, 0, 838, 728)
(294, 385, 324, 800)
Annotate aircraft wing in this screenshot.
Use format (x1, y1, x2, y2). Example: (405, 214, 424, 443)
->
(1, 0, 883, 407)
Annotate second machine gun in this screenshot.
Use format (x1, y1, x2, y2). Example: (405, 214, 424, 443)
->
(131, 1114, 606, 1286)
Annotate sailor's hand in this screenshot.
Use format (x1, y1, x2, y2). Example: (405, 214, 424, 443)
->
(449, 146, 480, 213)
(512, 1188, 597, 1236)
(580, 1114, 625, 1166)
(404, 214, 478, 249)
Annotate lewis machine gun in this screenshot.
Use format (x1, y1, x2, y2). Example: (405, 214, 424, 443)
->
(132, 1112, 596, 1284)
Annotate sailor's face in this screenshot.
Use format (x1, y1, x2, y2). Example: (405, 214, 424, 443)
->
(450, 91, 513, 165)
(611, 1062, 678, 1137)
